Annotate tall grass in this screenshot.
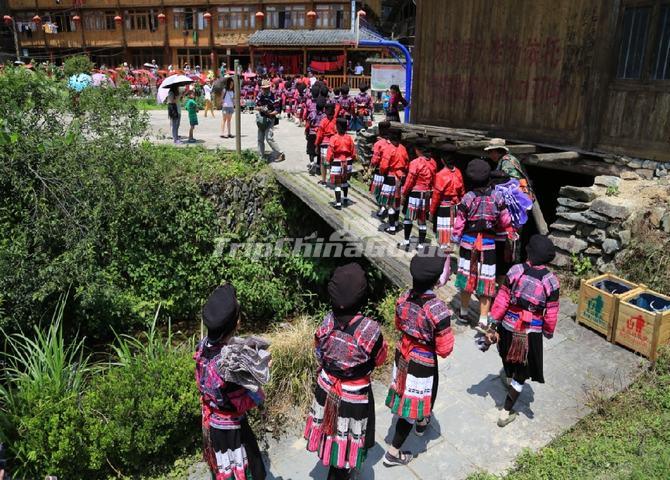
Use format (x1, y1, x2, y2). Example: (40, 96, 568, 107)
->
(257, 315, 319, 438)
(0, 299, 92, 477)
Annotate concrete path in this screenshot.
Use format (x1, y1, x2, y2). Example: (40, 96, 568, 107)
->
(147, 111, 646, 480)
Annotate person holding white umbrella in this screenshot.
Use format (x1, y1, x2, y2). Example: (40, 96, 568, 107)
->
(159, 74, 194, 144)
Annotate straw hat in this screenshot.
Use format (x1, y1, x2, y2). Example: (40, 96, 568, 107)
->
(261, 80, 272, 89)
(483, 138, 509, 152)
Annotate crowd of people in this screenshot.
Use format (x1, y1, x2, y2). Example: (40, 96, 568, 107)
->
(194, 98, 562, 479)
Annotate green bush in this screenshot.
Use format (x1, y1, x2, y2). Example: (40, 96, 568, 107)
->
(1, 303, 200, 478)
(63, 55, 94, 77)
(84, 320, 199, 475)
(0, 301, 93, 479)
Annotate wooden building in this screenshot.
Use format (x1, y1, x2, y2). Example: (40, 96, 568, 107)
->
(5, 0, 382, 74)
(412, 0, 670, 162)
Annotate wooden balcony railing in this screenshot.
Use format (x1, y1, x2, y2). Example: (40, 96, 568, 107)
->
(7, 0, 36, 9)
(322, 75, 371, 90)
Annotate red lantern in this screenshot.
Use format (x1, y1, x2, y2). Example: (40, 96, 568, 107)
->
(307, 10, 317, 18)
(357, 9, 366, 17)
(3, 15, 12, 26)
(32, 15, 41, 24)
(114, 15, 122, 24)
(72, 15, 81, 23)
(203, 11, 212, 20)
(157, 13, 166, 24)
(255, 11, 264, 19)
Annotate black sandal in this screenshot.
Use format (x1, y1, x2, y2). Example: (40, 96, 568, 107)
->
(383, 451, 414, 467)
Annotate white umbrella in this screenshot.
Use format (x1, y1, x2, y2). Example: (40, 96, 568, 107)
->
(156, 74, 193, 104)
(160, 74, 194, 89)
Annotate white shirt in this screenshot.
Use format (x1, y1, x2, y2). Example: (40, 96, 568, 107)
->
(354, 65, 364, 75)
(309, 76, 317, 86)
(223, 90, 235, 107)
(203, 84, 212, 101)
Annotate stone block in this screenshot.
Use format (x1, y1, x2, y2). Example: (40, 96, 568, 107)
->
(550, 219, 577, 233)
(557, 211, 597, 226)
(642, 160, 658, 170)
(637, 169, 655, 179)
(656, 166, 668, 178)
(649, 207, 667, 227)
(590, 198, 633, 220)
(557, 197, 591, 211)
(602, 238, 621, 255)
(585, 246, 602, 255)
(587, 229, 606, 244)
(559, 185, 597, 202)
(580, 211, 610, 229)
(549, 233, 588, 254)
(596, 257, 615, 274)
(627, 158, 643, 168)
(621, 171, 640, 180)
(551, 250, 572, 268)
(661, 213, 670, 234)
(617, 229, 631, 246)
(594, 175, 621, 188)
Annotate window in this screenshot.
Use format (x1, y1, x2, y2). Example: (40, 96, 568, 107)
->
(174, 8, 207, 31)
(177, 48, 212, 70)
(617, 6, 651, 79)
(217, 6, 255, 30)
(125, 10, 159, 31)
(83, 11, 116, 31)
(653, 5, 670, 78)
(47, 12, 76, 32)
(266, 6, 305, 29)
(315, 4, 349, 29)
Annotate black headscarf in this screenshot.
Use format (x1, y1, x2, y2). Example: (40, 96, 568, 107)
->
(328, 263, 368, 320)
(410, 250, 447, 293)
(202, 284, 240, 342)
(526, 235, 556, 266)
(466, 158, 491, 188)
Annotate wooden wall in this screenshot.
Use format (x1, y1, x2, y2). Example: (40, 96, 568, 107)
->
(413, 0, 670, 162)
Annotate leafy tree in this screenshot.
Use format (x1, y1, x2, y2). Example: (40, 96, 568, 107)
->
(62, 55, 94, 78)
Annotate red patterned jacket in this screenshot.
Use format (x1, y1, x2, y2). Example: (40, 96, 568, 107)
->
(395, 290, 455, 358)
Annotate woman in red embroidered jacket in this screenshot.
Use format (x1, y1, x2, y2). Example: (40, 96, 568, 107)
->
(384, 251, 455, 468)
(370, 121, 391, 209)
(327, 118, 357, 209)
(452, 159, 514, 329)
(399, 139, 436, 251)
(315, 103, 338, 187)
(378, 130, 409, 234)
(195, 284, 267, 480)
(488, 235, 560, 427)
(430, 153, 465, 251)
(304, 263, 387, 480)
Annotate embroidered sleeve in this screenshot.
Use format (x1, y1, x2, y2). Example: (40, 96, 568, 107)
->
(543, 273, 561, 335)
(452, 192, 473, 242)
(371, 334, 388, 367)
(429, 301, 454, 358)
(491, 285, 511, 322)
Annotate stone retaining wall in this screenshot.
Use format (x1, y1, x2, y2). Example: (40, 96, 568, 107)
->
(549, 174, 670, 273)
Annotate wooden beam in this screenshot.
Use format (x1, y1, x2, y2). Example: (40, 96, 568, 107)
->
(459, 144, 538, 156)
(522, 152, 622, 176)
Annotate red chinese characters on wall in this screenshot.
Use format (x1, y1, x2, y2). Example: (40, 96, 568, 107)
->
(434, 36, 562, 70)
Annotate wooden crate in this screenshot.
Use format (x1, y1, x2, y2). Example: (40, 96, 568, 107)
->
(576, 273, 642, 341)
(613, 289, 670, 361)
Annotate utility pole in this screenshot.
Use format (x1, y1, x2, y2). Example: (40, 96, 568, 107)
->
(233, 59, 241, 155)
